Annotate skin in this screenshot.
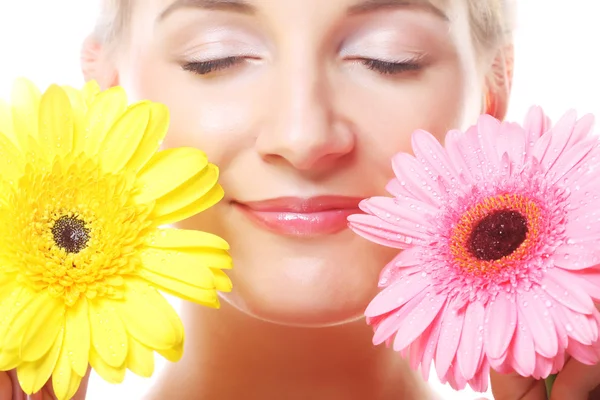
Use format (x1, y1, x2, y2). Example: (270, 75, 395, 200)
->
(3, 0, 600, 399)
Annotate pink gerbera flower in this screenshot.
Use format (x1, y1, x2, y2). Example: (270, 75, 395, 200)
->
(348, 107, 600, 392)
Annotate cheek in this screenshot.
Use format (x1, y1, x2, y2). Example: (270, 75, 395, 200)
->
(119, 54, 258, 160)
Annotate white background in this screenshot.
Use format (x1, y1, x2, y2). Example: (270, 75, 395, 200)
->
(0, 1, 599, 399)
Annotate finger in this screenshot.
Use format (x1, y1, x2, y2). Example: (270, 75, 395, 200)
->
(7, 371, 25, 400)
(551, 358, 600, 400)
(0, 372, 12, 400)
(490, 369, 547, 400)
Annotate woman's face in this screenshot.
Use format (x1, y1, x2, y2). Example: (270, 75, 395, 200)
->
(113, 0, 488, 326)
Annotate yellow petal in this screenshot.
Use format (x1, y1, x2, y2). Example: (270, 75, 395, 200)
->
(38, 84, 74, 158)
(89, 347, 126, 384)
(52, 365, 83, 400)
(65, 298, 90, 377)
(147, 228, 229, 250)
(99, 102, 151, 174)
(134, 147, 209, 204)
(127, 337, 155, 378)
(81, 86, 128, 157)
(61, 85, 87, 153)
(140, 247, 229, 289)
(139, 269, 220, 307)
(89, 300, 128, 368)
(0, 99, 18, 145)
(16, 293, 64, 362)
(151, 163, 220, 219)
(10, 77, 41, 148)
(0, 130, 25, 183)
(211, 268, 233, 292)
(117, 280, 183, 350)
(0, 288, 34, 369)
(153, 184, 224, 226)
(82, 80, 101, 106)
(157, 341, 183, 363)
(17, 326, 63, 394)
(126, 102, 169, 173)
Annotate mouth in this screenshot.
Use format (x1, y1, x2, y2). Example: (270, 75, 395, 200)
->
(232, 196, 364, 237)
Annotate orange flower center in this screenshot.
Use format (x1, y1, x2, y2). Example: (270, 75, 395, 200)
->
(450, 194, 542, 275)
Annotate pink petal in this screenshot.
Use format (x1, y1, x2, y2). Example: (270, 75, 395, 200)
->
(523, 106, 551, 146)
(378, 251, 422, 287)
(435, 297, 465, 378)
(468, 360, 490, 393)
(365, 271, 431, 317)
(496, 122, 527, 171)
(392, 292, 447, 352)
(539, 110, 578, 171)
(553, 305, 596, 345)
(484, 291, 517, 359)
(511, 307, 536, 377)
(518, 289, 558, 358)
(447, 361, 468, 391)
(420, 307, 445, 381)
(444, 128, 476, 182)
(372, 307, 410, 346)
(542, 269, 595, 314)
(532, 354, 553, 380)
(571, 113, 595, 143)
(488, 350, 512, 374)
(553, 244, 600, 271)
(411, 129, 460, 190)
(531, 130, 553, 168)
(385, 178, 405, 197)
(457, 301, 485, 380)
(549, 138, 598, 186)
(567, 339, 600, 365)
(571, 269, 600, 301)
(476, 115, 502, 176)
(348, 214, 423, 249)
(360, 196, 435, 233)
(391, 153, 441, 206)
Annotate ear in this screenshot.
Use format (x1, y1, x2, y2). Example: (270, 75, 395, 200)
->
(483, 43, 514, 121)
(80, 35, 119, 89)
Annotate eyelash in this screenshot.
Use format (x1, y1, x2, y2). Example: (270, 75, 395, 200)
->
(182, 56, 245, 75)
(358, 58, 423, 75)
(181, 56, 422, 76)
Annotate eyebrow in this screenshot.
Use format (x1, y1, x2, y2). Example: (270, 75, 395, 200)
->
(158, 0, 256, 21)
(347, 0, 448, 20)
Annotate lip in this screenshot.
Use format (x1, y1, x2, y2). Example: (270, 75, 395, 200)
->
(233, 196, 364, 237)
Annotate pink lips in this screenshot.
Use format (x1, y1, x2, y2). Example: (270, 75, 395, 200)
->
(234, 196, 363, 237)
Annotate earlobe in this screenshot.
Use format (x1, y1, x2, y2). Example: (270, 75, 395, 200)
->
(80, 35, 119, 89)
(484, 43, 514, 121)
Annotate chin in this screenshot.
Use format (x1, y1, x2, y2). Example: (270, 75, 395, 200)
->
(219, 258, 383, 327)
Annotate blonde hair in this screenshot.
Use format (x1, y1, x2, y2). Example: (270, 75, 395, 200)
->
(93, 0, 515, 51)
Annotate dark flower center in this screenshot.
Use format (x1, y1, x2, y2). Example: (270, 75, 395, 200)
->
(51, 215, 90, 254)
(468, 210, 528, 261)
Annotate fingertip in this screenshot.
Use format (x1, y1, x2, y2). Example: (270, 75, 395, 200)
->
(0, 372, 12, 400)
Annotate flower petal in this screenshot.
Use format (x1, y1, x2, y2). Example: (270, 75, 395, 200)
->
(435, 297, 465, 378)
(511, 308, 536, 377)
(553, 244, 600, 271)
(378, 249, 422, 287)
(17, 327, 63, 395)
(117, 280, 183, 351)
(81, 86, 128, 157)
(539, 110, 578, 171)
(20, 294, 65, 362)
(52, 365, 83, 400)
(140, 247, 230, 289)
(146, 228, 230, 251)
(567, 339, 600, 365)
(157, 341, 183, 363)
(444, 129, 474, 182)
(0, 288, 34, 369)
(365, 271, 431, 317)
(89, 347, 126, 384)
(138, 268, 220, 307)
(523, 105, 551, 147)
(542, 269, 595, 314)
(554, 305, 597, 345)
(126, 103, 169, 173)
(476, 115, 502, 176)
(152, 183, 224, 226)
(99, 102, 151, 173)
(420, 309, 444, 381)
(359, 196, 435, 236)
(150, 163, 220, 219)
(392, 292, 446, 352)
(457, 301, 485, 380)
(411, 129, 460, 189)
(348, 213, 424, 249)
(64, 298, 91, 377)
(484, 291, 517, 359)
(10, 77, 41, 147)
(89, 300, 128, 368)
(38, 84, 74, 158)
(0, 129, 25, 183)
(391, 152, 441, 206)
(518, 289, 558, 358)
(0, 99, 19, 146)
(134, 147, 209, 204)
(127, 337, 155, 378)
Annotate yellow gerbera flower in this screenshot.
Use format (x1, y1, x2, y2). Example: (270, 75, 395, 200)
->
(0, 79, 232, 399)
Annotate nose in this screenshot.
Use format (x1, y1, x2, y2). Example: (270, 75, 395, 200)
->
(255, 61, 355, 172)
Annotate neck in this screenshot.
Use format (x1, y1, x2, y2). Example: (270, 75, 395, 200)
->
(151, 301, 432, 400)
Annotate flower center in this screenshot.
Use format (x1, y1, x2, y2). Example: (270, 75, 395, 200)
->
(449, 194, 542, 275)
(51, 215, 90, 254)
(468, 210, 528, 261)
